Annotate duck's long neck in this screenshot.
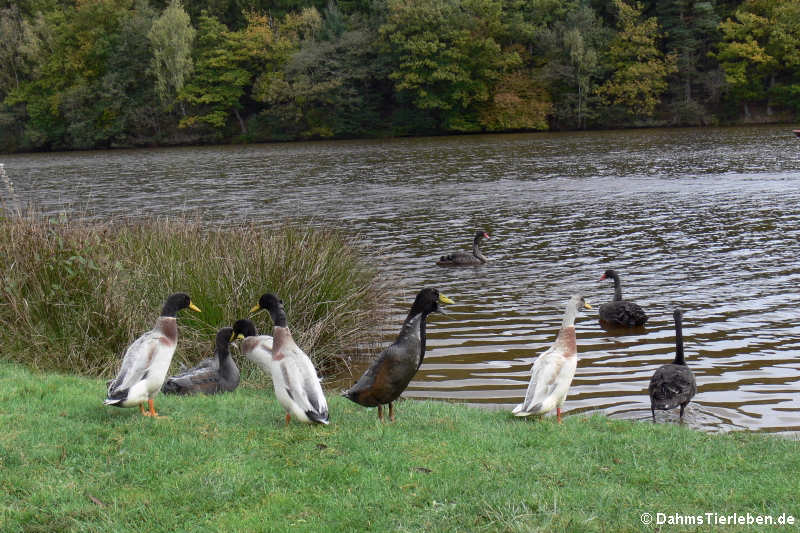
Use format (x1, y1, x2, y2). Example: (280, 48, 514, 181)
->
(561, 302, 579, 328)
(155, 316, 178, 344)
(216, 341, 230, 362)
(399, 311, 427, 369)
(612, 275, 623, 301)
(673, 315, 685, 365)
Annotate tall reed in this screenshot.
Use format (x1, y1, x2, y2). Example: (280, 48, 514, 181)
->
(0, 212, 383, 380)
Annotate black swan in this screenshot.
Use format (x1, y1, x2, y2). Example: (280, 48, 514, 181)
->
(598, 269, 648, 327)
(343, 288, 453, 422)
(649, 308, 696, 421)
(436, 230, 489, 266)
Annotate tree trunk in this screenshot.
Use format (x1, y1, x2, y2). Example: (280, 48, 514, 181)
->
(234, 108, 247, 135)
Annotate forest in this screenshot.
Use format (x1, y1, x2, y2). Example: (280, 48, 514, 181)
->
(1, 0, 798, 152)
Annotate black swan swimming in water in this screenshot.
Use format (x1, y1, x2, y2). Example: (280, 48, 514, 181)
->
(598, 269, 648, 327)
(436, 230, 490, 266)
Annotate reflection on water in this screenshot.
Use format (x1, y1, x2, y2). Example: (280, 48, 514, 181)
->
(5, 124, 800, 433)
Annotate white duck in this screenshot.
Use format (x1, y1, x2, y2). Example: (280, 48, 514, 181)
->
(104, 292, 201, 417)
(512, 294, 591, 423)
(243, 293, 329, 425)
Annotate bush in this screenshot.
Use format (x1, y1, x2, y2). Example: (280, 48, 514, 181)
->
(0, 212, 383, 381)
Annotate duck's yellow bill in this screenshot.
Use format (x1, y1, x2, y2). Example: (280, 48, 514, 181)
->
(236, 333, 246, 340)
(250, 304, 261, 313)
(229, 331, 236, 342)
(439, 294, 454, 305)
(189, 303, 202, 313)
(584, 301, 592, 310)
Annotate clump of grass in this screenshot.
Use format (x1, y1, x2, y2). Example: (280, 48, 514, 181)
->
(0, 211, 383, 379)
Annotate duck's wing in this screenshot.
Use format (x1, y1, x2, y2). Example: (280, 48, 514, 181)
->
(279, 344, 329, 424)
(512, 345, 573, 415)
(162, 357, 220, 395)
(108, 330, 163, 396)
(240, 335, 274, 373)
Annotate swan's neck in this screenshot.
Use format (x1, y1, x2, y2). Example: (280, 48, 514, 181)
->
(472, 242, 487, 262)
(673, 316, 685, 365)
(612, 276, 623, 301)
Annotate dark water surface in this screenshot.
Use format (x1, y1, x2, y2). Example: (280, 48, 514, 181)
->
(5, 125, 800, 433)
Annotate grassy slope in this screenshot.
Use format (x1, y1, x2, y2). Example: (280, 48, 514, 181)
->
(1, 363, 798, 533)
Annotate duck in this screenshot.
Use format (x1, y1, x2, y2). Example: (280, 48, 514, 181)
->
(512, 294, 592, 423)
(244, 293, 329, 425)
(436, 230, 490, 266)
(649, 308, 696, 421)
(104, 292, 201, 417)
(598, 269, 648, 327)
(343, 288, 454, 422)
(161, 319, 257, 395)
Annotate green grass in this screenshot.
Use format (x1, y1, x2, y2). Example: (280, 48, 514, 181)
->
(1, 362, 797, 532)
(0, 213, 382, 379)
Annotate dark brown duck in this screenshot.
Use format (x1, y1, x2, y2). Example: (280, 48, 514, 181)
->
(343, 288, 454, 421)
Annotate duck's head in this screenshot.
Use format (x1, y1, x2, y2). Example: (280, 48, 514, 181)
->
(569, 294, 592, 311)
(599, 269, 617, 281)
(231, 318, 258, 340)
(474, 230, 490, 242)
(161, 292, 202, 317)
(250, 293, 288, 327)
(410, 288, 454, 317)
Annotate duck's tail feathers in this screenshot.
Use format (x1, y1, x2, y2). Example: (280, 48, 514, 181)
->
(512, 402, 541, 417)
(161, 379, 181, 395)
(306, 409, 330, 425)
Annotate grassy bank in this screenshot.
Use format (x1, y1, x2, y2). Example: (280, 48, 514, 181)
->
(1, 363, 797, 532)
(0, 213, 382, 378)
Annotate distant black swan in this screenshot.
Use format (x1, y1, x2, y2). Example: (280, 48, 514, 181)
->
(436, 230, 490, 266)
(598, 269, 648, 327)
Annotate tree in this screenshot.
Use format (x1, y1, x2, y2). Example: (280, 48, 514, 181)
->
(148, 0, 195, 113)
(538, 4, 610, 129)
(253, 10, 391, 140)
(380, 0, 519, 132)
(4, 0, 156, 149)
(180, 9, 317, 135)
(478, 70, 551, 131)
(595, 0, 676, 121)
(654, 0, 723, 124)
(716, 0, 800, 116)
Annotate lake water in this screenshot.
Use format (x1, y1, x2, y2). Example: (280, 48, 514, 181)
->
(4, 124, 800, 434)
